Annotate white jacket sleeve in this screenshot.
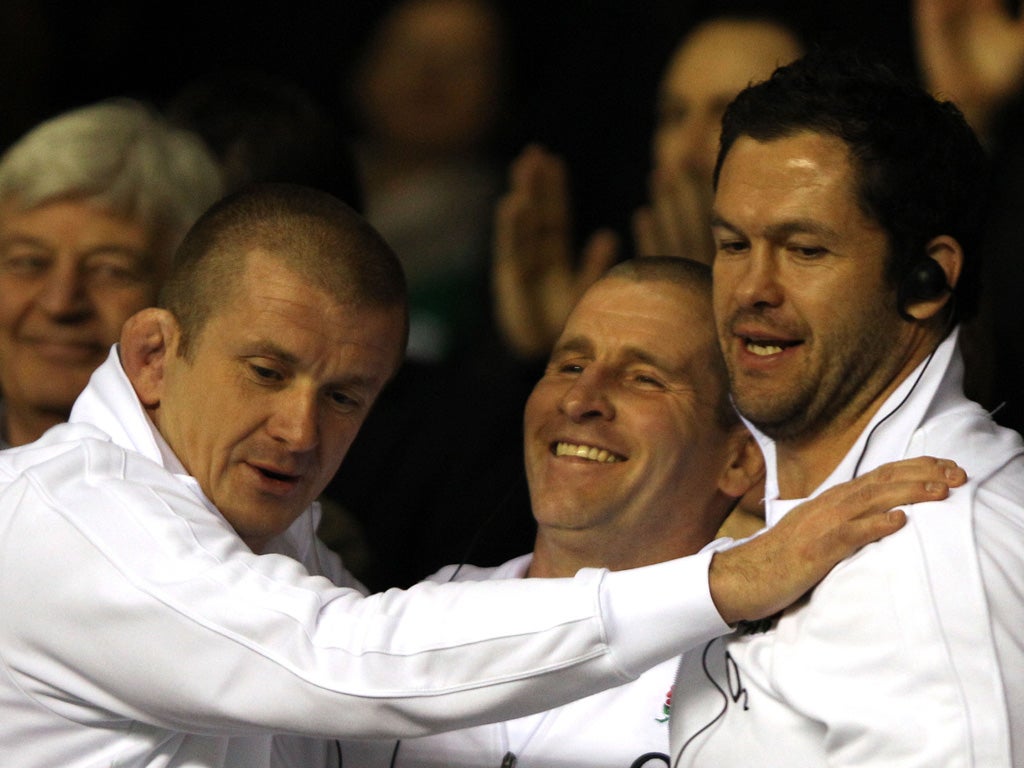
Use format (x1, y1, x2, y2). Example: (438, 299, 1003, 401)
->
(0, 440, 727, 742)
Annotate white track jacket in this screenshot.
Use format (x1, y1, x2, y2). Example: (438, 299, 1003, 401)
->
(0, 348, 728, 768)
(670, 331, 1024, 767)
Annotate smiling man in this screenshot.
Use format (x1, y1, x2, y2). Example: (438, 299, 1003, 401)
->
(0, 183, 968, 768)
(0, 98, 223, 448)
(669, 54, 1024, 767)
(376, 257, 759, 767)
(360, 258, 967, 768)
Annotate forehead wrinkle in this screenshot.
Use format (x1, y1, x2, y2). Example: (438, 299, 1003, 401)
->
(711, 209, 841, 243)
(246, 339, 300, 366)
(551, 334, 593, 358)
(764, 219, 841, 242)
(0, 230, 143, 252)
(555, 331, 693, 382)
(242, 338, 385, 390)
(710, 211, 737, 232)
(245, 282, 355, 331)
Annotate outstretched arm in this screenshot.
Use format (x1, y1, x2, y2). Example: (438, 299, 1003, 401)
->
(708, 456, 967, 624)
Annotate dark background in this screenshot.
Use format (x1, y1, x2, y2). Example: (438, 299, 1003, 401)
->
(26, 0, 1024, 596)
(0, 0, 915, 242)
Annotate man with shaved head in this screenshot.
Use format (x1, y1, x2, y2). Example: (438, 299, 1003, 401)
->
(359, 258, 964, 768)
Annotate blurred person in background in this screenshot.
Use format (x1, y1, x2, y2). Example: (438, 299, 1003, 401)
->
(913, 0, 1024, 429)
(344, 0, 511, 362)
(166, 67, 363, 211)
(0, 98, 223, 449)
(322, 12, 803, 587)
(323, 0, 532, 589)
(492, 14, 804, 362)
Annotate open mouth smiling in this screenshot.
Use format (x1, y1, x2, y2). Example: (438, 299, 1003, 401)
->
(551, 441, 625, 463)
(742, 336, 802, 357)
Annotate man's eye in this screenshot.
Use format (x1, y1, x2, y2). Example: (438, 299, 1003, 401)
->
(329, 391, 360, 411)
(633, 374, 665, 389)
(716, 240, 748, 255)
(0, 253, 49, 275)
(249, 364, 283, 382)
(558, 363, 583, 375)
(87, 260, 146, 284)
(790, 245, 826, 259)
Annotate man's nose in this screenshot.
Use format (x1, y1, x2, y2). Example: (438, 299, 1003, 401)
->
(36, 263, 91, 319)
(268, 390, 319, 452)
(733, 248, 784, 309)
(559, 369, 615, 423)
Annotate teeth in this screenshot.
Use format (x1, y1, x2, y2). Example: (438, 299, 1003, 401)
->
(747, 341, 783, 356)
(555, 442, 620, 463)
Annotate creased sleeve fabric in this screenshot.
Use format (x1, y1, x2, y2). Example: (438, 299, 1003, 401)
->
(0, 350, 727, 768)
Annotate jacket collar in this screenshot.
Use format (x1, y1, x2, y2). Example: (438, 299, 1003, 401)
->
(69, 345, 176, 468)
(744, 330, 963, 524)
(68, 346, 323, 559)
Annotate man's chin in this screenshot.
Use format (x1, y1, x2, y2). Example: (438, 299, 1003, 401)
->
(218, 498, 310, 553)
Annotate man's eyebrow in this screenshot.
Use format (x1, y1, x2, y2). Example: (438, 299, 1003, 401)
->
(551, 336, 593, 358)
(1, 232, 138, 250)
(764, 219, 841, 241)
(247, 341, 300, 366)
(621, 345, 686, 378)
(244, 341, 382, 388)
(553, 335, 684, 377)
(0, 233, 60, 253)
(710, 213, 841, 241)
(710, 212, 739, 232)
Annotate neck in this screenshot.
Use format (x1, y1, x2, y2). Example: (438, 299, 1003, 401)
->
(774, 414, 876, 498)
(774, 334, 943, 499)
(527, 519, 720, 579)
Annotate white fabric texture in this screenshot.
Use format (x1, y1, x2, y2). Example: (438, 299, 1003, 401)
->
(345, 554, 678, 768)
(0, 347, 728, 768)
(670, 330, 1024, 767)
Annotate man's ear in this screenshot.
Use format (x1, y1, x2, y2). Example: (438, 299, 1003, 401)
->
(716, 427, 765, 501)
(119, 308, 180, 407)
(902, 235, 963, 321)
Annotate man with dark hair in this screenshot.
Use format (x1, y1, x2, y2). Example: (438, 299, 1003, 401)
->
(0, 182, 964, 767)
(670, 53, 1024, 766)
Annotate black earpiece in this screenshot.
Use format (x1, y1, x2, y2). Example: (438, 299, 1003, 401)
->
(898, 258, 950, 320)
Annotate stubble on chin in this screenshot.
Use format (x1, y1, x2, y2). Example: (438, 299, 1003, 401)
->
(731, 385, 817, 441)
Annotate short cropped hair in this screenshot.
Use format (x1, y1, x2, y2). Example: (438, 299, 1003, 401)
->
(603, 256, 737, 429)
(0, 98, 224, 255)
(160, 182, 409, 359)
(714, 51, 989, 320)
